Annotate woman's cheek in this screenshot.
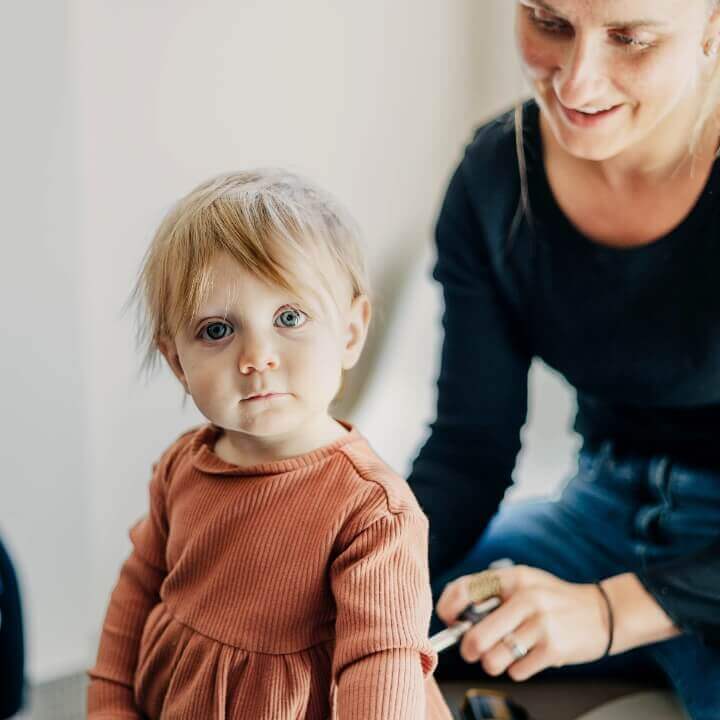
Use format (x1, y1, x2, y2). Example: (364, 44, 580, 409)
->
(620, 52, 690, 114)
(517, 18, 560, 80)
(637, 35, 700, 86)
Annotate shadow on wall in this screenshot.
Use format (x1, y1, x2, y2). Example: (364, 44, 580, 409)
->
(333, 232, 438, 424)
(341, 234, 580, 501)
(343, 240, 443, 476)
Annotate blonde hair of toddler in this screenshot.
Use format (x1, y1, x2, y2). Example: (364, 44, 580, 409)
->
(132, 169, 370, 375)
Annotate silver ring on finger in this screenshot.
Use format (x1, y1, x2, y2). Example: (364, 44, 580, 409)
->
(502, 632, 529, 661)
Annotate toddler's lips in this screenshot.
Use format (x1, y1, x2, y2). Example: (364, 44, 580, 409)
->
(242, 392, 286, 402)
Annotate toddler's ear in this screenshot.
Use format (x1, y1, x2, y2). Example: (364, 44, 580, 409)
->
(341, 295, 371, 370)
(157, 337, 190, 393)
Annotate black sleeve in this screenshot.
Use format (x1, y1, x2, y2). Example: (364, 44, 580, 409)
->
(407, 161, 531, 578)
(636, 537, 720, 647)
(0, 537, 25, 718)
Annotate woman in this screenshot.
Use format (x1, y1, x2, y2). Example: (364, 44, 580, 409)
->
(408, 2, 720, 718)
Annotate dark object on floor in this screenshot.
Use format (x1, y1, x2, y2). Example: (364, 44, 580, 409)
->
(460, 688, 531, 719)
(0, 536, 25, 719)
(441, 678, 668, 720)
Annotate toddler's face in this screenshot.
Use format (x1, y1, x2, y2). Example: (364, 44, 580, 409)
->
(160, 254, 368, 452)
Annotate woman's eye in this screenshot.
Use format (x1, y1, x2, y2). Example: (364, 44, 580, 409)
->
(199, 321, 233, 341)
(611, 33, 652, 50)
(274, 308, 307, 328)
(529, 8, 570, 34)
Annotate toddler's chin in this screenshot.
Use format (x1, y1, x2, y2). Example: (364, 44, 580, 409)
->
(224, 413, 302, 440)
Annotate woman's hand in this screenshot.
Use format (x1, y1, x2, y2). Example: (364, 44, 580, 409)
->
(435, 565, 610, 681)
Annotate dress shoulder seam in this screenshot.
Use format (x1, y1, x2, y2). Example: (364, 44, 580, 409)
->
(336, 446, 418, 518)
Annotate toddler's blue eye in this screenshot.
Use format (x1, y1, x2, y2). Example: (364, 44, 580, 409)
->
(200, 322, 233, 341)
(274, 308, 307, 328)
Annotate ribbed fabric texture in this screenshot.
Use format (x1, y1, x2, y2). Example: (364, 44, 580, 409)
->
(87, 423, 451, 719)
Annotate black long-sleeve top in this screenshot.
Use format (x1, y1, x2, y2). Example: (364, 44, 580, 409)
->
(409, 100, 720, 645)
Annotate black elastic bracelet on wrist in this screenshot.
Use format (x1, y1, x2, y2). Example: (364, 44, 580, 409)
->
(595, 581, 614, 658)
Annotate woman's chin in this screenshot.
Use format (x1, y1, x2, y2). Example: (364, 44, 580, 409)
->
(542, 97, 632, 161)
(553, 125, 628, 162)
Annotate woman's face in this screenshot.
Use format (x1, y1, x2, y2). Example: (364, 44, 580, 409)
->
(516, 0, 718, 160)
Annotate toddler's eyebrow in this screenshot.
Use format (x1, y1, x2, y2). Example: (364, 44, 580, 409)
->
(192, 308, 232, 323)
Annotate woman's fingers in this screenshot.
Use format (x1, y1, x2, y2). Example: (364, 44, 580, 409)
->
(436, 565, 618, 679)
(459, 595, 556, 680)
(459, 593, 532, 662)
(481, 618, 545, 679)
(435, 577, 472, 625)
(436, 564, 538, 627)
(506, 634, 552, 682)
(491, 564, 549, 597)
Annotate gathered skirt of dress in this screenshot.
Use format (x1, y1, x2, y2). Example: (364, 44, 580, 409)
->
(134, 603, 335, 720)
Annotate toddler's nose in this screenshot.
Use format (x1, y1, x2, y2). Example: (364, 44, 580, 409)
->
(238, 333, 279, 374)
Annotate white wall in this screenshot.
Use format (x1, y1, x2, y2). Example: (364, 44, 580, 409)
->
(349, 3, 580, 501)
(2, 0, 576, 681)
(0, 2, 90, 681)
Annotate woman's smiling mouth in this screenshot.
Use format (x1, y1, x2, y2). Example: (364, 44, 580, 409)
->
(556, 96, 624, 128)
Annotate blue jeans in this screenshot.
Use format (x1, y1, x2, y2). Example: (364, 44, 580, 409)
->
(431, 443, 720, 720)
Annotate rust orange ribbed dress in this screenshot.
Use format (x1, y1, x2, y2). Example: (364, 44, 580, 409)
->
(87, 423, 451, 719)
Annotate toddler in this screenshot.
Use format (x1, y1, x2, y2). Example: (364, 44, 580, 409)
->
(87, 170, 450, 719)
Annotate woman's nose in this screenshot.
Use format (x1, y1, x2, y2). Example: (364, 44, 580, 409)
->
(237, 332, 279, 374)
(553, 35, 608, 109)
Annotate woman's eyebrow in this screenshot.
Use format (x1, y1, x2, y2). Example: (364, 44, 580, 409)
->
(530, 0, 668, 29)
(604, 19, 668, 30)
(529, 0, 566, 16)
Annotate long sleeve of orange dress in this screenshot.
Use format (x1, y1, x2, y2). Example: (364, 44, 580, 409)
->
(87, 424, 451, 720)
(87, 443, 179, 718)
(331, 511, 434, 719)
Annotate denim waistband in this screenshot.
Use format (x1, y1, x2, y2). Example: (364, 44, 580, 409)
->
(578, 440, 720, 505)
